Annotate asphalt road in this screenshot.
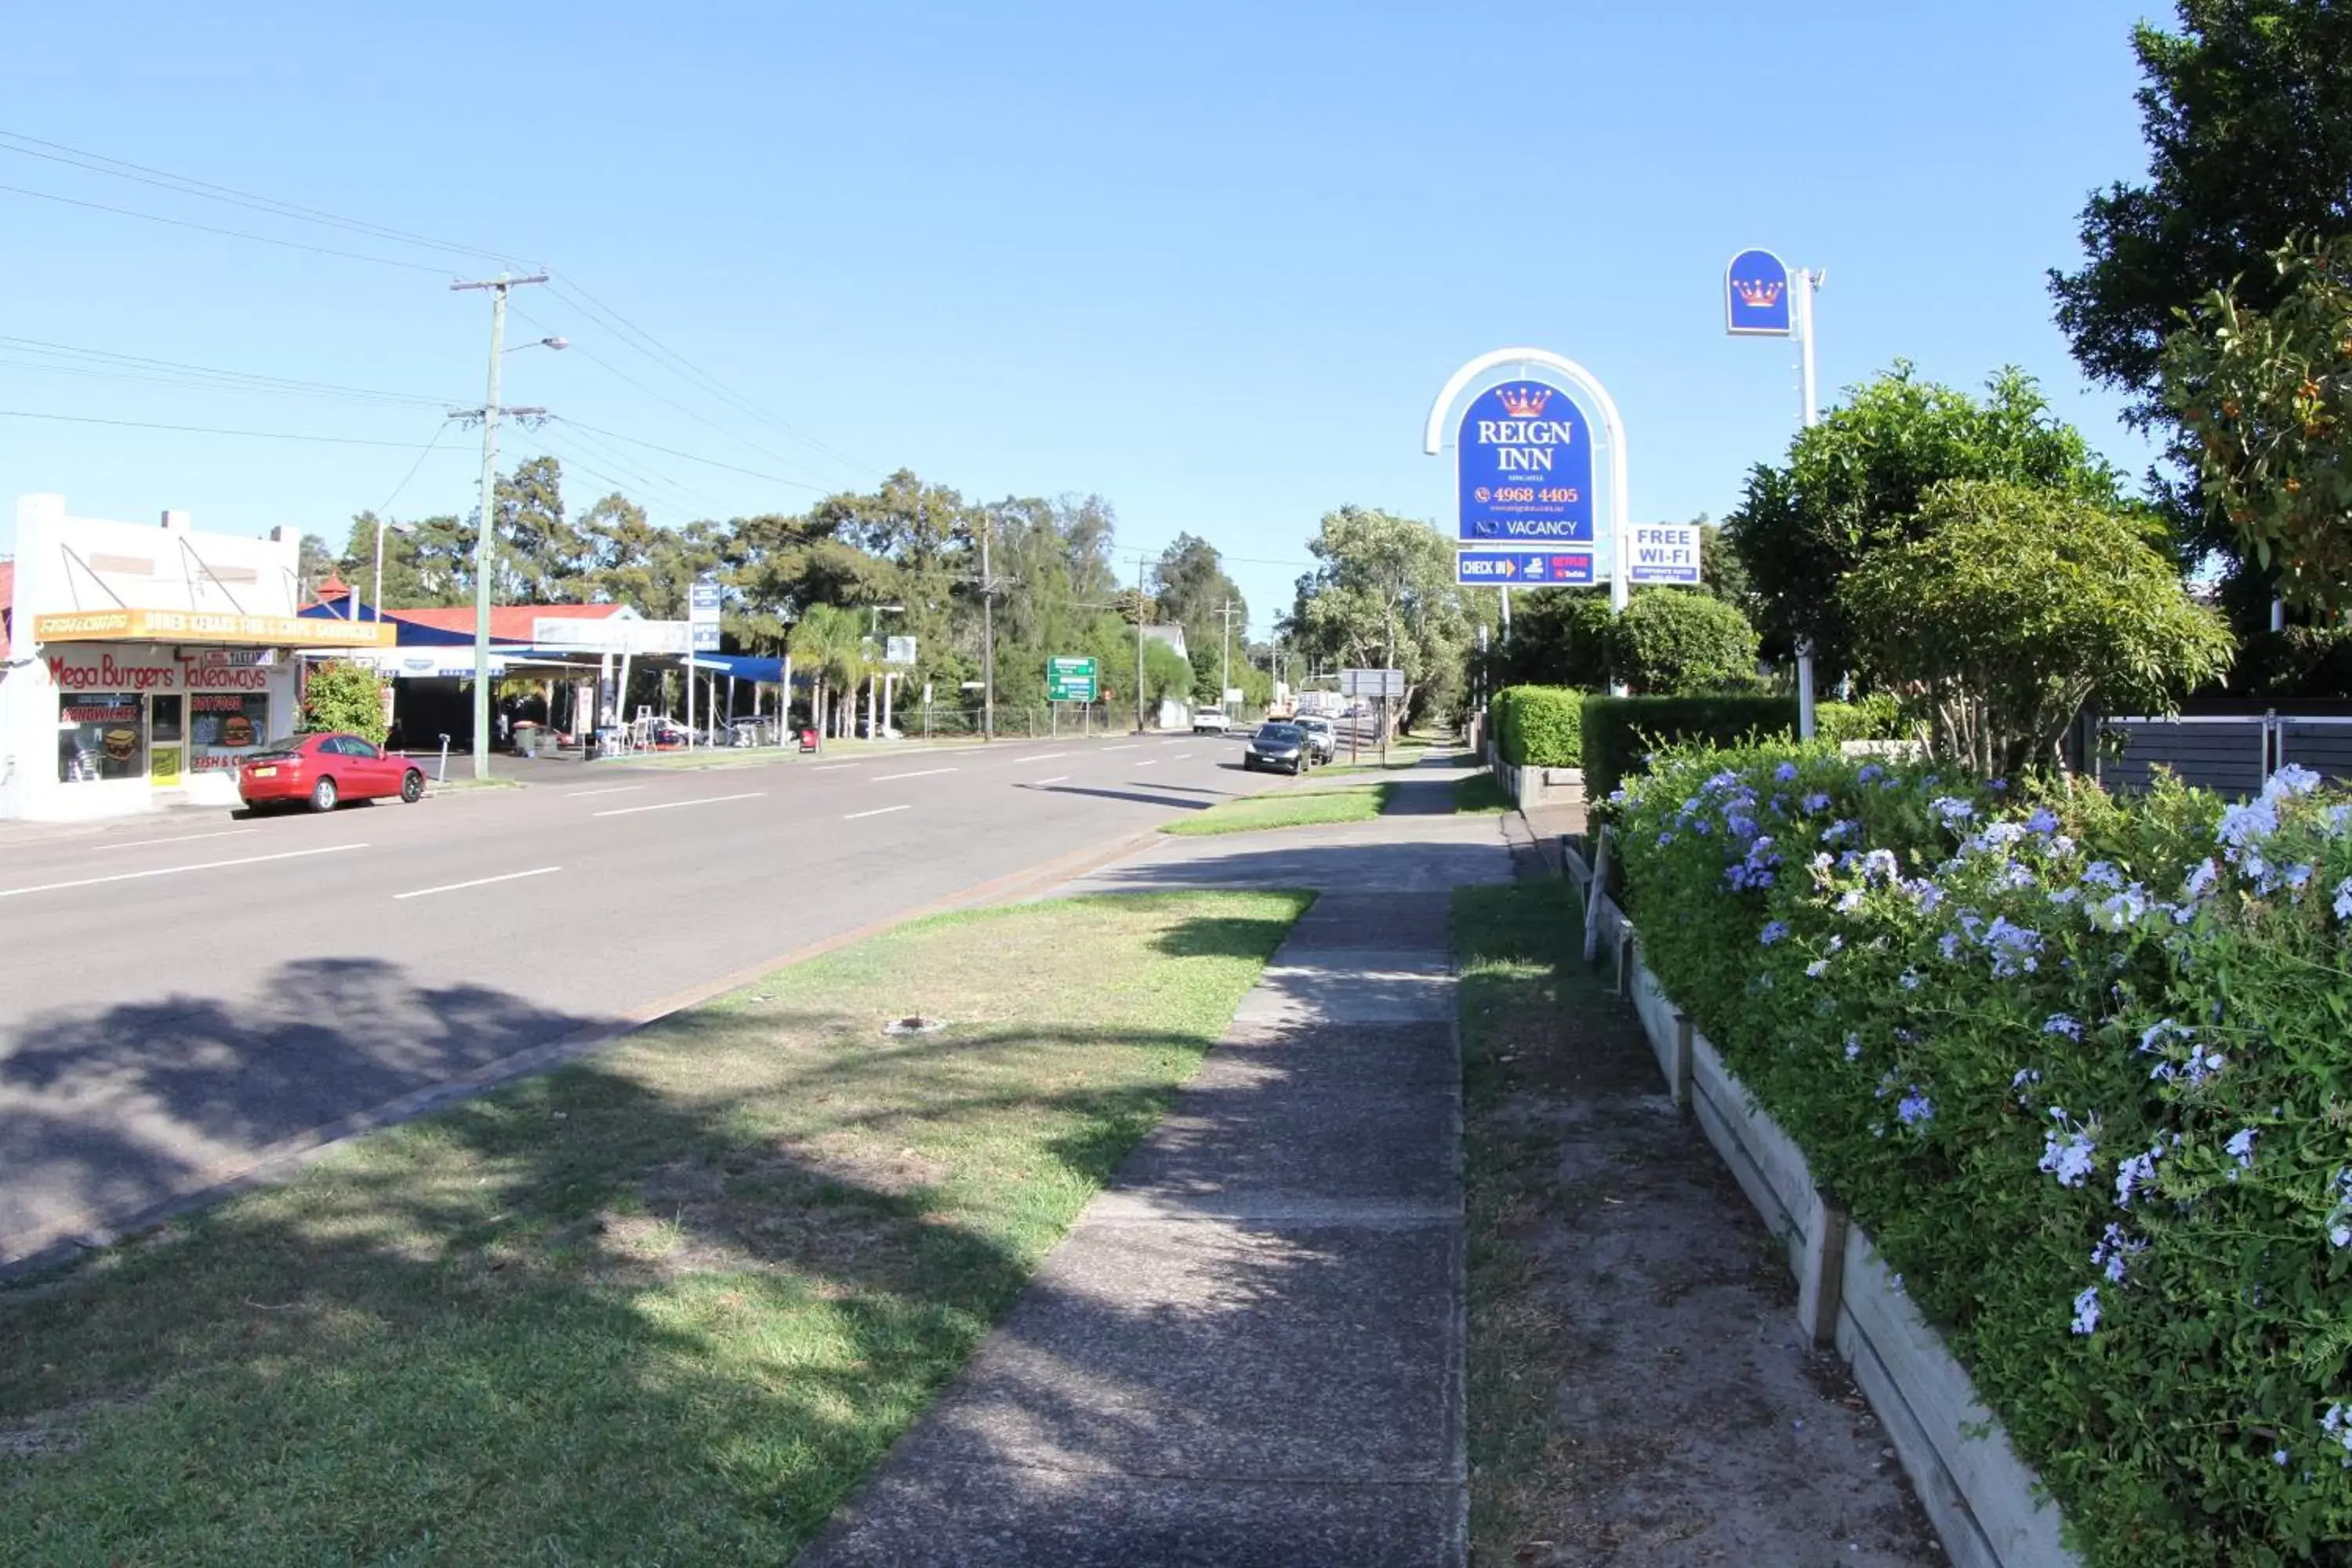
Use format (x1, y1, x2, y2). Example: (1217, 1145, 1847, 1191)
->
(0, 729, 1295, 1265)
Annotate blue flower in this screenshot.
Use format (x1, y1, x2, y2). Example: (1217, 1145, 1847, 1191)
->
(2227, 1127, 2258, 1171)
(2286, 863, 2315, 893)
(1823, 819, 1859, 846)
(2042, 1014, 2082, 1040)
(2040, 1123, 2096, 1188)
(1775, 761, 1799, 782)
(2335, 877, 2352, 923)
(2114, 1147, 2162, 1208)
(1938, 931, 1962, 960)
(1656, 831, 1676, 848)
(2082, 861, 2125, 890)
(2026, 807, 2060, 835)
(1859, 848, 1899, 883)
(1929, 796, 1976, 828)
(1857, 764, 1884, 785)
(1896, 1088, 1933, 1127)
(1759, 920, 1788, 946)
(1802, 791, 1831, 813)
(1835, 890, 1864, 914)
(2266, 763, 2322, 800)
(2183, 859, 2220, 902)
(2092, 1222, 2144, 1284)
(1898, 968, 1921, 990)
(2070, 1284, 2100, 1335)
(1805, 957, 1831, 978)
(1843, 1035, 1863, 1062)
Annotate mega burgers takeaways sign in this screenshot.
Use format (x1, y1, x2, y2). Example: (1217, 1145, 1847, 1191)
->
(45, 648, 280, 694)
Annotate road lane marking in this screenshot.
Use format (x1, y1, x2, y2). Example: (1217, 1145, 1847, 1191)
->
(0, 843, 368, 901)
(873, 768, 956, 782)
(1102, 744, 1139, 752)
(563, 784, 644, 798)
(93, 829, 256, 851)
(844, 804, 910, 820)
(811, 764, 857, 771)
(1134, 760, 1158, 768)
(592, 791, 766, 818)
(1032, 775, 1069, 785)
(1022, 753, 1069, 764)
(394, 866, 562, 901)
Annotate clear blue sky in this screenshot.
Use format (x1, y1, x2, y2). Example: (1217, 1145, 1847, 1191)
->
(1, 0, 2165, 635)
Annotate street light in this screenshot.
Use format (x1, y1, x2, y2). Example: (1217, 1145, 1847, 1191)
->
(505, 336, 569, 354)
(372, 519, 416, 622)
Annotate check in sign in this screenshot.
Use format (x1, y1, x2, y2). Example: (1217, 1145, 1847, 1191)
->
(1456, 550, 1595, 586)
(1456, 379, 1595, 544)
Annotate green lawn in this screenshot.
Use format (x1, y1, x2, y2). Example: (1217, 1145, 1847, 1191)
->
(1160, 782, 1394, 835)
(1451, 771, 1512, 815)
(0, 891, 1308, 1566)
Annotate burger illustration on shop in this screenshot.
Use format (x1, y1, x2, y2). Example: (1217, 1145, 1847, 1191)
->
(221, 714, 256, 748)
(102, 727, 138, 764)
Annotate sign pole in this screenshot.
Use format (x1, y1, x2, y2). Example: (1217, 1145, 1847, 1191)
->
(1795, 268, 1821, 740)
(1498, 585, 1511, 644)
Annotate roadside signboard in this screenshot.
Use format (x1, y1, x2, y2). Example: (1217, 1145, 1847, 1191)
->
(1726, 249, 1793, 336)
(1340, 667, 1405, 699)
(1455, 549, 1595, 586)
(1046, 655, 1098, 702)
(1455, 378, 1595, 544)
(688, 575, 721, 652)
(1627, 523, 1702, 584)
(885, 635, 916, 665)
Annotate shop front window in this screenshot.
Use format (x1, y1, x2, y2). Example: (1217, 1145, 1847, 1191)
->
(59, 694, 145, 782)
(190, 691, 273, 775)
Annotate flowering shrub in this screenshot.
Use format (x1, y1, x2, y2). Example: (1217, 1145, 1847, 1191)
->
(1613, 747, 2352, 1566)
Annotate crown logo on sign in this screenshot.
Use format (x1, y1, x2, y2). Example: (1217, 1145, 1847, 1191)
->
(1733, 278, 1784, 309)
(1497, 386, 1552, 418)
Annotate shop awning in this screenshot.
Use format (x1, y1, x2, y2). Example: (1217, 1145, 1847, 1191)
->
(683, 652, 789, 682)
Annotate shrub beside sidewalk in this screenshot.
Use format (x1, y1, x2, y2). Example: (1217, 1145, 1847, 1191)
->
(0, 891, 1308, 1565)
(1611, 746, 2352, 1564)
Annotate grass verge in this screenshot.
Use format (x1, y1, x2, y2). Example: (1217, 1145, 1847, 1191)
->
(0, 890, 1308, 1566)
(1160, 781, 1392, 836)
(1452, 771, 1512, 815)
(1454, 877, 1587, 1563)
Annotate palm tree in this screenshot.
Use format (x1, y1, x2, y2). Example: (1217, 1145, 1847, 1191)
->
(788, 604, 866, 742)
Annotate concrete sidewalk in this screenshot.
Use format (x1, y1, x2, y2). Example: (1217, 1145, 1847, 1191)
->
(800, 816, 1512, 1567)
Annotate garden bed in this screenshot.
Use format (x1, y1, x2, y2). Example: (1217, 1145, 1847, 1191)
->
(1586, 746, 2352, 1566)
(1570, 840, 2072, 1568)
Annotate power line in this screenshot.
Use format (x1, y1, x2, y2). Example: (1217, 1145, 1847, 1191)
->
(554, 416, 827, 492)
(0, 129, 530, 267)
(0, 336, 454, 409)
(0, 408, 462, 448)
(511, 303, 837, 488)
(0, 181, 453, 272)
(544, 275, 881, 478)
(372, 419, 459, 517)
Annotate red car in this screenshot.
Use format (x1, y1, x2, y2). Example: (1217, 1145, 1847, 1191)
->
(238, 733, 426, 813)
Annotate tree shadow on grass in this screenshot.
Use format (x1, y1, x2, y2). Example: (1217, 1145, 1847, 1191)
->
(0, 904, 1338, 1566)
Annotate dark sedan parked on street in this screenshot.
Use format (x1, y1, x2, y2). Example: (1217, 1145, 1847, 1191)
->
(1243, 721, 1312, 775)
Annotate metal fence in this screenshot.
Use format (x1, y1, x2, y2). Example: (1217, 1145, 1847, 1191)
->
(2097, 713, 2352, 797)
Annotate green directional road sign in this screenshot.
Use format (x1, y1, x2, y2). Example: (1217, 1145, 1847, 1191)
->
(1047, 655, 1098, 702)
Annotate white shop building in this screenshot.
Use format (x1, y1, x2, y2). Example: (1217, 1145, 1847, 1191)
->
(0, 495, 391, 821)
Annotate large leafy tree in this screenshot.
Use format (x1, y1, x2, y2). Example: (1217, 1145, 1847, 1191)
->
(1842, 480, 2234, 777)
(1283, 506, 1470, 726)
(1606, 591, 1760, 696)
(2049, 0, 2352, 566)
(2162, 234, 2352, 609)
(1723, 365, 2126, 681)
(1152, 533, 1247, 670)
(2052, 1, 2352, 412)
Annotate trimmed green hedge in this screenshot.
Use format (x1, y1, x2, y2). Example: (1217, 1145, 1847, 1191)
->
(1580, 693, 1796, 803)
(1492, 685, 1583, 768)
(1614, 747, 2352, 1566)
(1815, 693, 1918, 746)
